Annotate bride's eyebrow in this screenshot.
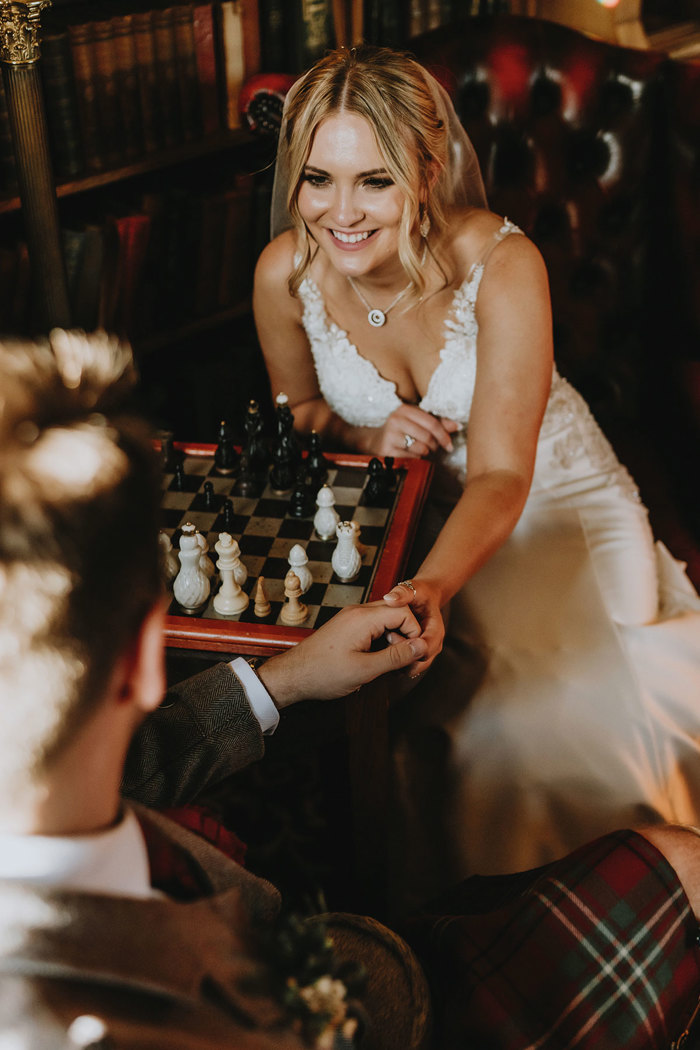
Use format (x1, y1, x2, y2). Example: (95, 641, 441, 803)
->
(303, 165, 391, 178)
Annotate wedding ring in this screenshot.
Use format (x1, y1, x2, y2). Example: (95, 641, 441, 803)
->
(403, 433, 416, 450)
(397, 579, 417, 598)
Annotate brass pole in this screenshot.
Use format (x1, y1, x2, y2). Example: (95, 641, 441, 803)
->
(0, 1, 70, 331)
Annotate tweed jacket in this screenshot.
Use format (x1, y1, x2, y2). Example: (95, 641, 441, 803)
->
(0, 664, 311, 1048)
(0, 801, 313, 1049)
(122, 661, 265, 807)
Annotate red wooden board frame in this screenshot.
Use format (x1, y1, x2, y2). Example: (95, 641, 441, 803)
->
(162, 443, 434, 657)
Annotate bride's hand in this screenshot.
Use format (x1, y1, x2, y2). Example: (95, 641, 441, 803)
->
(382, 578, 445, 674)
(365, 404, 459, 458)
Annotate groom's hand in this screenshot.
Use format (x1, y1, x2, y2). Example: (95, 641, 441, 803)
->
(258, 601, 427, 707)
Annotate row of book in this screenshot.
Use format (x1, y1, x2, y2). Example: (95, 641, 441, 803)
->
(363, 0, 509, 47)
(0, 173, 267, 340)
(0, 1, 264, 192)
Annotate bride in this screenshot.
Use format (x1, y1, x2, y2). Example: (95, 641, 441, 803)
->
(252, 44, 700, 889)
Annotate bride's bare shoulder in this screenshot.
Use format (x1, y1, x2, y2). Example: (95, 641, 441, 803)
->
(445, 208, 539, 279)
(254, 229, 298, 289)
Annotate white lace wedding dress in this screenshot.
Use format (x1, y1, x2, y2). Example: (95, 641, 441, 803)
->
(297, 222, 700, 889)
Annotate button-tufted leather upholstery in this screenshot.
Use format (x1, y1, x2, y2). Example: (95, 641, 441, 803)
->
(410, 15, 700, 581)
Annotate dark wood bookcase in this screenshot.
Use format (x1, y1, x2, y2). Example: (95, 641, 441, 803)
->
(0, 0, 506, 440)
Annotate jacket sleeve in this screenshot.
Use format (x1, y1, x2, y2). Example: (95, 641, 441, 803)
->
(121, 662, 266, 808)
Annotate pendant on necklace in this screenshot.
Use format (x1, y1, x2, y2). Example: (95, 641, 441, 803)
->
(368, 309, 386, 327)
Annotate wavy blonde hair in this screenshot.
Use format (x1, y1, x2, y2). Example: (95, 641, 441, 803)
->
(283, 46, 451, 306)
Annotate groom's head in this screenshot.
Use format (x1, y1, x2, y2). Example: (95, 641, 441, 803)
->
(0, 331, 163, 795)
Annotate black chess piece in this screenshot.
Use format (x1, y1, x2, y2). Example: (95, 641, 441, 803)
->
(222, 497, 236, 532)
(203, 480, 215, 510)
(234, 448, 261, 498)
(214, 419, 239, 477)
(364, 457, 387, 506)
(383, 455, 396, 489)
(173, 459, 186, 492)
(272, 393, 302, 467)
(158, 429, 180, 473)
(270, 393, 303, 492)
(289, 467, 315, 518)
(243, 400, 269, 478)
(306, 430, 329, 489)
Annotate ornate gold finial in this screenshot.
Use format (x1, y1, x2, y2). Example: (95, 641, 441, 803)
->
(0, 1, 51, 65)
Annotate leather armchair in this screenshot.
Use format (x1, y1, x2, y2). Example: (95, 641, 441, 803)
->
(410, 15, 700, 582)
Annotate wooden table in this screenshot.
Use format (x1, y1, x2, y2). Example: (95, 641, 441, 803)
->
(162, 443, 433, 914)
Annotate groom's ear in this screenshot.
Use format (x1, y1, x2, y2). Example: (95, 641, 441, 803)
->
(114, 599, 167, 715)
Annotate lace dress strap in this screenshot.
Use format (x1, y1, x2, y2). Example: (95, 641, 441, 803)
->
(469, 218, 524, 279)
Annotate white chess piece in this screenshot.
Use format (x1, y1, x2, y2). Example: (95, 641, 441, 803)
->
(213, 532, 249, 614)
(314, 484, 340, 541)
(173, 523, 211, 610)
(253, 576, 271, 617)
(220, 535, 247, 587)
(280, 569, 308, 625)
(288, 543, 312, 594)
(158, 531, 179, 585)
(331, 521, 362, 582)
(195, 531, 215, 579)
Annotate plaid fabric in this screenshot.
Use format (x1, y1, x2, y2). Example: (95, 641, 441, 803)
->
(406, 830, 700, 1049)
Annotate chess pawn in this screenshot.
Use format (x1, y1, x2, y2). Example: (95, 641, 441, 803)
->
(288, 543, 312, 594)
(314, 484, 340, 541)
(253, 576, 271, 617)
(280, 570, 308, 625)
(173, 523, 211, 611)
(213, 533, 249, 615)
(331, 521, 362, 582)
(158, 531, 179, 586)
(195, 531, 216, 579)
(214, 419, 239, 477)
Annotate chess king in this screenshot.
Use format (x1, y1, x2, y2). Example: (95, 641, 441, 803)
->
(4, 330, 700, 1050)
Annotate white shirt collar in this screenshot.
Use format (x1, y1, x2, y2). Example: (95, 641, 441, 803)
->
(0, 806, 155, 898)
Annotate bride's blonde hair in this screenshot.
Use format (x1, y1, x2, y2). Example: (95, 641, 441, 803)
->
(282, 46, 451, 307)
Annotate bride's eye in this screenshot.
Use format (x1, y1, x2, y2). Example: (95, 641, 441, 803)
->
(302, 172, 330, 187)
(363, 176, 394, 189)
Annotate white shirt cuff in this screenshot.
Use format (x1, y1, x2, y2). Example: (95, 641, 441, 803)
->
(230, 657, 280, 735)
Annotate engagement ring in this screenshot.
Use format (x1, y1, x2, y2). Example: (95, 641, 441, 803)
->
(397, 579, 417, 598)
(403, 433, 416, 450)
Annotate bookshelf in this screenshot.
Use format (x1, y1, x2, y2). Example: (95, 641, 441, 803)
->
(0, 0, 514, 437)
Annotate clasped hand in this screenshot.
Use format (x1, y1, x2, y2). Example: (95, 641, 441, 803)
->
(369, 404, 460, 459)
(259, 600, 429, 707)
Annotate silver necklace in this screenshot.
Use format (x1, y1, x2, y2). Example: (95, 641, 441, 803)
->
(347, 274, 410, 327)
(346, 247, 427, 328)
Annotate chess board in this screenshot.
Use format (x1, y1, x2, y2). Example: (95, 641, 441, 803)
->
(161, 443, 433, 657)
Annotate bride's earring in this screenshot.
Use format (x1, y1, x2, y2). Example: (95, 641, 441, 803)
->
(419, 207, 431, 240)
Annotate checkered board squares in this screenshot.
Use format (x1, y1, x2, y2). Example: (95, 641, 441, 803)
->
(161, 458, 401, 629)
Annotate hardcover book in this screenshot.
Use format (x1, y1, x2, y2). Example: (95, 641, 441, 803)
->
(173, 4, 203, 141)
(289, 0, 335, 72)
(133, 9, 163, 153)
(69, 21, 105, 172)
(152, 6, 182, 148)
(111, 13, 144, 161)
(91, 18, 125, 167)
(192, 3, 222, 135)
(218, 1, 245, 130)
(259, 0, 287, 70)
(40, 29, 84, 179)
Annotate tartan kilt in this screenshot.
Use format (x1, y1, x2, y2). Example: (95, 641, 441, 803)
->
(406, 830, 700, 1049)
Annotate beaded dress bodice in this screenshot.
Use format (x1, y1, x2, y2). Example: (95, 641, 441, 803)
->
(297, 220, 639, 501)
